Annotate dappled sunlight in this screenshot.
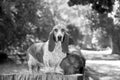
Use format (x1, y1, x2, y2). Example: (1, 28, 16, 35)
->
(86, 61, 120, 80)
(81, 47, 112, 55)
(44, 0, 93, 35)
(83, 47, 120, 80)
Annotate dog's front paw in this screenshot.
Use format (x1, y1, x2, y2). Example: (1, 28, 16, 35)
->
(28, 68, 33, 74)
(55, 67, 64, 75)
(40, 67, 51, 73)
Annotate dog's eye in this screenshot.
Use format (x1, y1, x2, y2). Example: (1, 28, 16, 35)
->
(54, 29, 58, 32)
(61, 29, 65, 32)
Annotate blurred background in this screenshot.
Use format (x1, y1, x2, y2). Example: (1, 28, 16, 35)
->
(0, 0, 119, 54)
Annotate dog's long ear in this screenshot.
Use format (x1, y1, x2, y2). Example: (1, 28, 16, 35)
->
(62, 33, 69, 53)
(48, 32, 55, 52)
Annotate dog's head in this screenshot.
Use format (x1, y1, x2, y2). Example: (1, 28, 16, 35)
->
(48, 24, 69, 53)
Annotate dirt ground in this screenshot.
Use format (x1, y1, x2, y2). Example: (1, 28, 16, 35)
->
(82, 49, 120, 80)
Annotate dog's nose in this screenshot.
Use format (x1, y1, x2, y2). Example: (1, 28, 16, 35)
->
(58, 36, 62, 41)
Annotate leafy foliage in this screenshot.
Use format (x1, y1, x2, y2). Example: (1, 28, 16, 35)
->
(68, 0, 114, 14)
(0, 0, 54, 53)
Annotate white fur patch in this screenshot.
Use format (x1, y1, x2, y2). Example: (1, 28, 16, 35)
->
(42, 41, 66, 72)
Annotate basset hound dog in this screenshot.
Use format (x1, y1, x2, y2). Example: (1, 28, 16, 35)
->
(27, 23, 70, 74)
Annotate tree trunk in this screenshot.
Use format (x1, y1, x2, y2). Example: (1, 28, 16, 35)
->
(111, 29, 120, 54)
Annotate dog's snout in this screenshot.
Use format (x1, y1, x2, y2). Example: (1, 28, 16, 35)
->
(58, 36, 62, 41)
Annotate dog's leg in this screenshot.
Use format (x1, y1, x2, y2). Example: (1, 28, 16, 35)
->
(28, 54, 35, 73)
(28, 63, 33, 73)
(40, 59, 50, 73)
(55, 65, 64, 74)
(35, 64, 40, 72)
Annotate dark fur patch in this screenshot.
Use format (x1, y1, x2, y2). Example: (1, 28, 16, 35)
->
(60, 53, 86, 75)
(28, 43, 44, 63)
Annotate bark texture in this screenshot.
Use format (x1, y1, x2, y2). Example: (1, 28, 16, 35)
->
(111, 29, 120, 54)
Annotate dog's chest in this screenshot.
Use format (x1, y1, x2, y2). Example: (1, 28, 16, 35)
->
(44, 42, 66, 67)
(52, 43, 65, 59)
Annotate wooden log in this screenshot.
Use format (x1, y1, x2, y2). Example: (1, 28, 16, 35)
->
(0, 72, 83, 80)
